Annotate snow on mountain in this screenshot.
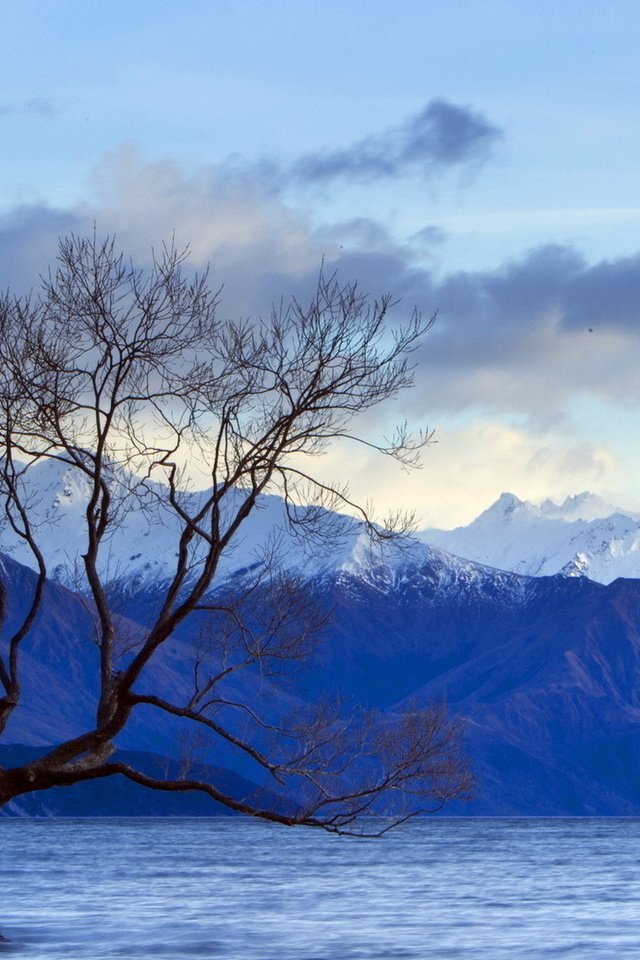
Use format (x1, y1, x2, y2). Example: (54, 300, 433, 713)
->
(421, 491, 640, 584)
(7, 465, 640, 816)
(5, 461, 639, 591)
(0, 459, 435, 592)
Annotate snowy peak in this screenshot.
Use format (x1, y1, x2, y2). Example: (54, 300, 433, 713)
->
(421, 492, 640, 584)
(0, 458, 459, 595)
(4, 460, 640, 593)
(538, 491, 632, 522)
(473, 492, 532, 525)
(472, 491, 628, 527)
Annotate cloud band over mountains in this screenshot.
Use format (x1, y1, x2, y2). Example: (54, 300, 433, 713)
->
(0, 114, 638, 519)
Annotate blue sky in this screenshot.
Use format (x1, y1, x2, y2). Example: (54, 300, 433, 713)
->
(2, 0, 640, 525)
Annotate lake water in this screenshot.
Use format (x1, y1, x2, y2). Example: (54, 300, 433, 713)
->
(1, 818, 639, 959)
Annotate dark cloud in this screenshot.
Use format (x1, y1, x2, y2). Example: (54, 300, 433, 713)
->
(405, 245, 640, 419)
(411, 225, 447, 246)
(288, 100, 501, 185)
(268, 241, 640, 423)
(0, 205, 83, 294)
(429, 245, 588, 362)
(317, 217, 395, 249)
(561, 253, 640, 332)
(430, 244, 640, 353)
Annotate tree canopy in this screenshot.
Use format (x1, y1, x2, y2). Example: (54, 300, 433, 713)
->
(0, 234, 470, 832)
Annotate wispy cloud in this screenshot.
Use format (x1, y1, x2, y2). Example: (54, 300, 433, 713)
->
(287, 100, 500, 184)
(221, 100, 501, 191)
(0, 97, 57, 117)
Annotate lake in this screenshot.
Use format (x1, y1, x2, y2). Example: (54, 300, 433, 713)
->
(1, 818, 639, 959)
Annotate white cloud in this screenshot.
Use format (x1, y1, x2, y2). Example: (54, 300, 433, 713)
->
(87, 146, 326, 313)
(308, 421, 621, 529)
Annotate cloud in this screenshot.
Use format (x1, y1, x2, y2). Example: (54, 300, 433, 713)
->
(561, 253, 640, 332)
(2, 146, 640, 522)
(234, 100, 501, 190)
(415, 244, 640, 419)
(410, 225, 447, 247)
(432, 244, 640, 345)
(314, 418, 620, 527)
(0, 146, 327, 311)
(301, 243, 640, 425)
(292, 99, 500, 184)
(2, 146, 640, 434)
(315, 217, 399, 251)
(0, 204, 84, 294)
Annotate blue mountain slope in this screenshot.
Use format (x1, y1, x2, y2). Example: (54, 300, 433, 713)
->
(3, 548, 640, 816)
(0, 553, 301, 808)
(296, 568, 640, 813)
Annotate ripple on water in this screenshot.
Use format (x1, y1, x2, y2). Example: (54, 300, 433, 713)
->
(1, 818, 640, 960)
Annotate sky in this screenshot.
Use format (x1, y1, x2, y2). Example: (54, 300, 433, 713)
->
(2, 0, 640, 527)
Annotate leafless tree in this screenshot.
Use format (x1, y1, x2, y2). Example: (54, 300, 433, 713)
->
(0, 233, 470, 832)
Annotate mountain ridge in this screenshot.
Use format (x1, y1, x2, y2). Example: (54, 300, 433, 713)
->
(5, 461, 640, 590)
(3, 541, 640, 815)
(3, 462, 640, 816)
(421, 491, 640, 584)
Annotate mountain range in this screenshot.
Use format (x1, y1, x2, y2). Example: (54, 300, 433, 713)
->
(421, 491, 640, 584)
(4, 463, 639, 589)
(2, 461, 640, 817)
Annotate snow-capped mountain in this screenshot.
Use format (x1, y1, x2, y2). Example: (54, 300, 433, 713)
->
(4, 461, 640, 591)
(0, 458, 434, 593)
(421, 491, 640, 584)
(4, 461, 640, 589)
(5, 520, 640, 816)
(5, 462, 640, 816)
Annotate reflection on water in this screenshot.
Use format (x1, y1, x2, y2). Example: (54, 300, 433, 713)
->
(1, 818, 640, 959)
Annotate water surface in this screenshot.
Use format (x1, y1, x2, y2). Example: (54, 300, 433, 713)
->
(1, 818, 639, 959)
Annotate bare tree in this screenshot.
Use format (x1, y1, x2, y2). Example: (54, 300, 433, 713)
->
(0, 233, 470, 832)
